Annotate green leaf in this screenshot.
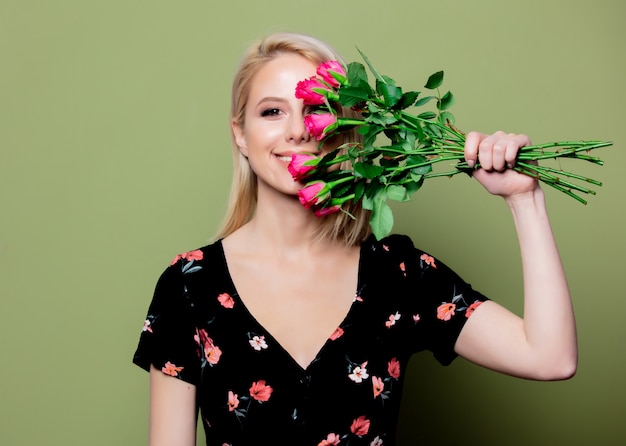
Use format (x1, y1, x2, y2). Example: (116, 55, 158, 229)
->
(338, 86, 372, 107)
(353, 162, 385, 179)
(414, 95, 436, 107)
(407, 174, 424, 190)
(386, 184, 408, 201)
(357, 48, 385, 84)
(369, 192, 394, 240)
(347, 62, 368, 86)
(394, 91, 420, 110)
(438, 110, 455, 125)
(417, 111, 437, 120)
(424, 71, 444, 89)
(353, 180, 365, 202)
(376, 80, 402, 107)
(437, 91, 455, 110)
(366, 112, 397, 126)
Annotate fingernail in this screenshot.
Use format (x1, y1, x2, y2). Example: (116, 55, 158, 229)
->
(467, 159, 475, 168)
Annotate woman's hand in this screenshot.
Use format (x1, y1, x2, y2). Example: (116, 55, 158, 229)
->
(464, 131, 539, 200)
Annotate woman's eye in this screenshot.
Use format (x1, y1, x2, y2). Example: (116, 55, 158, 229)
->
(261, 108, 281, 117)
(305, 105, 323, 115)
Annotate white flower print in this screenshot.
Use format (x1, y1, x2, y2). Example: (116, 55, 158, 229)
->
(249, 335, 268, 351)
(142, 319, 153, 333)
(370, 436, 383, 446)
(348, 362, 369, 383)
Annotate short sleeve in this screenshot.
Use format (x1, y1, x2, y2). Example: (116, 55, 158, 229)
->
(381, 234, 490, 366)
(132, 261, 201, 385)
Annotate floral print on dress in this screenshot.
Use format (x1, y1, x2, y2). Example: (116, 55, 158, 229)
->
(329, 327, 344, 341)
(133, 235, 490, 444)
(248, 334, 268, 351)
(385, 312, 401, 328)
(218, 292, 235, 309)
(350, 415, 371, 436)
(437, 285, 484, 321)
(249, 380, 273, 402)
(170, 249, 204, 265)
(162, 361, 183, 377)
(318, 433, 341, 445)
(348, 361, 369, 383)
(194, 328, 222, 366)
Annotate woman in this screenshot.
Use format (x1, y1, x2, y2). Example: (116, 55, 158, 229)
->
(133, 32, 577, 446)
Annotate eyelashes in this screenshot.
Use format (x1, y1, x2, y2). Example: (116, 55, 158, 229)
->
(260, 108, 281, 117)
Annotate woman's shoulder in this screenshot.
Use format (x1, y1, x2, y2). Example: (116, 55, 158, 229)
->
(164, 239, 225, 273)
(362, 233, 417, 254)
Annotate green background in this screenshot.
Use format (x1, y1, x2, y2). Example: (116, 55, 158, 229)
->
(1, 0, 624, 445)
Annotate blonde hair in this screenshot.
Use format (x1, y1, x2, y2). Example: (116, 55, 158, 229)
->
(216, 32, 371, 247)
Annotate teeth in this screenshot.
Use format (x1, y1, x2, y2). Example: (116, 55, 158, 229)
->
(277, 156, 291, 162)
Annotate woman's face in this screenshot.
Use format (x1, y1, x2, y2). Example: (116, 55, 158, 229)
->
(232, 53, 321, 197)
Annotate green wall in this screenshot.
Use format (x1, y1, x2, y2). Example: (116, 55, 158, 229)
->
(1, 1, 624, 445)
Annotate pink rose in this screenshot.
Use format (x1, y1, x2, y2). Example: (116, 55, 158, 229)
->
(297, 181, 329, 209)
(313, 204, 341, 217)
(304, 113, 337, 141)
(316, 60, 346, 87)
(288, 153, 319, 181)
(295, 76, 329, 105)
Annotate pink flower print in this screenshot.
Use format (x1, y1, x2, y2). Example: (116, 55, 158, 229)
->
(318, 433, 341, 446)
(227, 390, 239, 412)
(142, 319, 153, 333)
(412, 314, 421, 323)
(437, 303, 456, 321)
(350, 415, 371, 437)
(399, 262, 406, 277)
(316, 60, 346, 87)
(420, 253, 437, 268)
(162, 361, 183, 377)
(385, 312, 401, 328)
(382, 244, 389, 251)
(354, 295, 363, 303)
(465, 300, 483, 318)
(206, 345, 222, 365)
(249, 335, 268, 351)
(387, 357, 400, 379)
(370, 436, 383, 446)
(194, 328, 222, 366)
(217, 292, 235, 309)
(348, 362, 369, 383)
(170, 249, 203, 265)
(249, 380, 273, 402)
(372, 376, 384, 398)
(329, 327, 344, 341)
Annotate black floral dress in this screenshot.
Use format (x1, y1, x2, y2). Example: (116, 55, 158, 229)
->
(133, 234, 488, 446)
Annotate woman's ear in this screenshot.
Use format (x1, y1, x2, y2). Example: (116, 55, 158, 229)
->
(231, 119, 248, 157)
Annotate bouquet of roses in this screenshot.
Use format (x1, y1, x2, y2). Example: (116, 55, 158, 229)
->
(290, 51, 612, 240)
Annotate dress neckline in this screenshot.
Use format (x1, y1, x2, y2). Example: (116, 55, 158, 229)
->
(216, 238, 366, 372)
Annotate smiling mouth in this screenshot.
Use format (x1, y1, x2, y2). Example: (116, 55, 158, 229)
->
(276, 155, 292, 162)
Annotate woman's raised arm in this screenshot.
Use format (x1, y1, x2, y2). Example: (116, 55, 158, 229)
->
(454, 131, 577, 380)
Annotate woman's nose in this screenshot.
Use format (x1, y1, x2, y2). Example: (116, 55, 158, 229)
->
(287, 113, 311, 144)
